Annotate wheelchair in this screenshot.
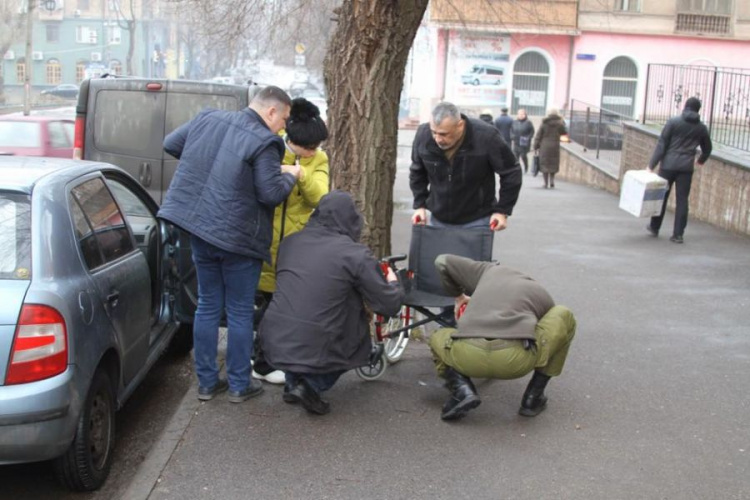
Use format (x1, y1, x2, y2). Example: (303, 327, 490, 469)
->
(355, 224, 494, 381)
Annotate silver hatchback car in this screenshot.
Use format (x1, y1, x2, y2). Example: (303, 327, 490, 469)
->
(0, 157, 192, 491)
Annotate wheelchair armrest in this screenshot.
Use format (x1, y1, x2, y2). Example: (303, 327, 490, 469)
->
(382, 254, 407, 266)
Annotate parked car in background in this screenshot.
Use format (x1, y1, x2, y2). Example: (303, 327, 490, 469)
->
(0, 157, 193, 491)
(40, 84, 80, 100)
(0, 115, 74, 158)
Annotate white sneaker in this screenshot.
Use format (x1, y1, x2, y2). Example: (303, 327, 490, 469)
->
(252, 369, 286, 385)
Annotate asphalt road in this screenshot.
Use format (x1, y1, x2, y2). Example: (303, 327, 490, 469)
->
(0, 348, 193, 499)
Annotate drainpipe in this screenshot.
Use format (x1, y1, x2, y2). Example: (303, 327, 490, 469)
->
(565, 34, 574, 112)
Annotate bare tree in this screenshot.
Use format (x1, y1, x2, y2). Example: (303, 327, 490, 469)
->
(111, 0, 137, 75)
(324, 0, 429, 255)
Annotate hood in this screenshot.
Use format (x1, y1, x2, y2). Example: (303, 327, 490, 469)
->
(307, 190, 363, 242)
(682, 110, 701, 123)
(543, 115, 562, 124)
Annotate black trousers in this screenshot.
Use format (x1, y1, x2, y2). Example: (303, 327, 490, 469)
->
(252, 291, 275, 375)
(650, 169, 693, 237)
(514, 146, 530, 172)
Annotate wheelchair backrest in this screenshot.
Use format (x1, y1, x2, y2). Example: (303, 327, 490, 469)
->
(408, 225, 494, 297)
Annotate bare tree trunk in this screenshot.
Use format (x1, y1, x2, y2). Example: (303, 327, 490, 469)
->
(324, 0, 428, 257)
(126, 20, 135, 75)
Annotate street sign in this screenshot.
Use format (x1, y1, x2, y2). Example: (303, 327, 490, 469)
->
(294, 54, 306, 67)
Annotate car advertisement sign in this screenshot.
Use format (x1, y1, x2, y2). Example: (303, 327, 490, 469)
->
(445, 31, 511, 107)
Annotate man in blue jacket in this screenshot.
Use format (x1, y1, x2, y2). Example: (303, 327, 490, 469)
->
(158, 86, 301, 403)
(647, 97, 712, 243)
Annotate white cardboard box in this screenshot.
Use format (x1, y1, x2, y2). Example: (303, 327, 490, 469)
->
(619, 170, 668, 218)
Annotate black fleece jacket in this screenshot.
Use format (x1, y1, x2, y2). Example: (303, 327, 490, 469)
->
(649, 110, 712, 172)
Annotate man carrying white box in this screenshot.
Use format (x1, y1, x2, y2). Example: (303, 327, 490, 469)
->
(646, 97, 712, 244)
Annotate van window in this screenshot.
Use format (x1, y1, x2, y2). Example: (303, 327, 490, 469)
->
(165, 93, 240, 135)
(487, 68, 503, 76)
(93, 90, 166, 158)
(0, 193, 31, 280)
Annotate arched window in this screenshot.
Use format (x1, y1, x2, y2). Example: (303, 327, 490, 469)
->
(109, 59, 122, 76)
(511, 51, 550, 116)
(16, 58, 25, 84)
(46, 58, 62, 85)
(601, 56, 638, 117)
(76, 60, 87, 83)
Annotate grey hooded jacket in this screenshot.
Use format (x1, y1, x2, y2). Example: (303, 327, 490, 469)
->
(649, 109, 712, 172)
(259, 191, 404, 374)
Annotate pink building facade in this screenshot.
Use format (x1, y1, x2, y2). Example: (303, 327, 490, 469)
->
(407, 26, 750, 120)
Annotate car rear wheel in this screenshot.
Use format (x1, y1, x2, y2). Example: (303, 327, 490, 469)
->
(54, 369, 115, 491)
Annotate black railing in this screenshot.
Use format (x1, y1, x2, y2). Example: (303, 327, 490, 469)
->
(643, 64, 750, 152)
(567, 99, 636, 176)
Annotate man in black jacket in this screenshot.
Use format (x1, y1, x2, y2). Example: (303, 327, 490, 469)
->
(409, 102, 522, 232)
(647, 97, 712, 243)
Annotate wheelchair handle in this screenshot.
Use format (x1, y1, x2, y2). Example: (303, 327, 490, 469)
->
(382, 254, 407, 267)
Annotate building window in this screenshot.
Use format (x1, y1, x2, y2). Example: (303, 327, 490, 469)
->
(676, 0, 732, 34)
(108, 26, 122, 45)
(16, 58, 25, 84)
(46, 24, 60, 43)
(76, 26, 98, 44)
(78, 0, 90, 10)
(511, 51, 550, 117)
(109, 59, 122, 75)
(76, 60, 86, 83)
(619, 0, 640, 12)
(601, 56, 638, 117)
(46, 59, 62, 85)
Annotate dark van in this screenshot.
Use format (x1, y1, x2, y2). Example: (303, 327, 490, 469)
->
(73, 77, 252, 203)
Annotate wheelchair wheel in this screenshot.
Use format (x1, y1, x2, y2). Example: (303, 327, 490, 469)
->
(355, 352, 388, 381)
(383, 306, 412, 364)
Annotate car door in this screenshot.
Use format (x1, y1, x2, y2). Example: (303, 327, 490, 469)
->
(69, 175, 151, 386)
(104, 173, 184, 347)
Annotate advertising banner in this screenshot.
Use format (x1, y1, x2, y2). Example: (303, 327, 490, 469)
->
(445, 31, 510, 107)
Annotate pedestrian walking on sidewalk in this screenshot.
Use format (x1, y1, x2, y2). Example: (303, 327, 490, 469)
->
(253, 97, 330, 385)
(647, 96, 712, 244)
(493, 107, 513, 145)
(511, 108, 535, 174)
(259, 191, 404, 415)
(158, 86, 301, 403)
(533, 108, 567, 189)
(428, 254, 576, 421)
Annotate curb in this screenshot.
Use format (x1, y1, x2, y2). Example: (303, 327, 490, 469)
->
(120, 383, 201, 500)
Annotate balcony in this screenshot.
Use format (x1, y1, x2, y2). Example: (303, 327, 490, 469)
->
(675, 12, 731, 35)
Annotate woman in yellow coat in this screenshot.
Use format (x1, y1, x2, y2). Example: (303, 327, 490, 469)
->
(253, 97, 330, 384)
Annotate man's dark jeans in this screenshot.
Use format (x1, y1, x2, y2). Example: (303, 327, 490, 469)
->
(650, 169, 693, 238)
(191, 235, 262, 393)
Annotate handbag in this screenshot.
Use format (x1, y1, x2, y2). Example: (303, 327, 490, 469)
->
(532, 155, 540, 177)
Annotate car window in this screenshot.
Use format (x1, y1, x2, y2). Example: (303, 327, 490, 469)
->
(48, 121, 72, 148)
(0, 122, 40, 148)
(164, 93, 240, 135)
(0, 193, 32, 280)
(63, 121, 75, 142)
(107, 179, 157, 247)
(70, 177, 134, 269)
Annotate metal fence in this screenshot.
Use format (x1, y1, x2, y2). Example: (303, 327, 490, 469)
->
(567, 99, 637, 176)
(643, 64, 750, 152)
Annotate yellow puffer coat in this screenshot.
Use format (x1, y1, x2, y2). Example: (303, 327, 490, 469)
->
(258, 143, 329, 292)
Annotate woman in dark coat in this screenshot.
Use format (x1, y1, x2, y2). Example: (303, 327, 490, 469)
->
(258, 191, 404, 415)
(532, 108, 568, 189)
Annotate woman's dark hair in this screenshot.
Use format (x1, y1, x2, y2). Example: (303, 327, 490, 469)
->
(286, 98, 328, 149)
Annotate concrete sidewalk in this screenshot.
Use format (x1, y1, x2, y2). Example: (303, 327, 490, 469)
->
(124, 159, 750, 499)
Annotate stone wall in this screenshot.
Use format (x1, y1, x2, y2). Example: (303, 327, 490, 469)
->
(621, 123, 750, 236)
(558, 145, 620, 195)
(554, 123, 750, 236)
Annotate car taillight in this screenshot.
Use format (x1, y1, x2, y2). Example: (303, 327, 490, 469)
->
(72, 115, 85, 160)
(5, 304, 68, 385)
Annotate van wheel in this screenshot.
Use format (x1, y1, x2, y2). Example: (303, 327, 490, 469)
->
(169, 323, 194, 355)
(472, 79, 480, 86)
(54, 369, 115, 492)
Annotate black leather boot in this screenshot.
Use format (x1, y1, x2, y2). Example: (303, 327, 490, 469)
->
(441, 368, 481, 421)
(519, 371, 551, 417)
